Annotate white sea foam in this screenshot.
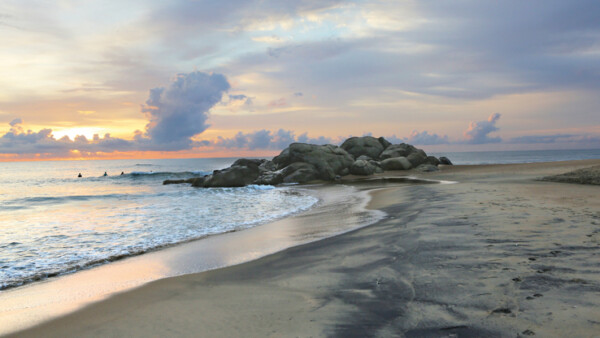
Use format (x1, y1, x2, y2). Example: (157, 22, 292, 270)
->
(0, 158, 317, 289)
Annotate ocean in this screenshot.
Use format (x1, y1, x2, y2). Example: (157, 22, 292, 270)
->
(0, 148, 599, 290)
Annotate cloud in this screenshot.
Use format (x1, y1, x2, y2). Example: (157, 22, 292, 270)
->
(267, 98, 287, 108)
(406, 130, 449, 145)
(140, 71, 230, 150)
(463, 113, 502, 144)
(293, 92, 303, 97)
(9, 118, 23, 127)
(214, 129, 333, 150)
(0, 71, 231, 155)
(0, 118, 136, 155)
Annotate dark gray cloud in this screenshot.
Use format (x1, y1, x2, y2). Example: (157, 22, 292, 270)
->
(463, 113, 502, 144)
(140, 71, 230, 150)
(0, 71, 231, 155)
(217, 0, 600, 105)
(228, 94, 253, 106)
(0, 119, 136, 155)
(9, 118, 22, 126)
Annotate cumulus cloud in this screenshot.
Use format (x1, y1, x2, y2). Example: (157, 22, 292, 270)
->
(0, 71, 231, 155)
(9, 118, 23, 127)
(140, 71, 230, 150)
(214, 129, 333, 150)
(0, 119, 136, 155)
(406, 130, 450, 145)
(463, 113, 502, 144)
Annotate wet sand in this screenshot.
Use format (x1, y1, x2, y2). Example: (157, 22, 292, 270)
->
(10, 159, 600, 337)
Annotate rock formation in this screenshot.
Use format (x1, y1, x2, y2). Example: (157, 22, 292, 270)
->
(164, 136, 453, 188)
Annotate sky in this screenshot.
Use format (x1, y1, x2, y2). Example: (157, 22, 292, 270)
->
(0, 0, 599, 160)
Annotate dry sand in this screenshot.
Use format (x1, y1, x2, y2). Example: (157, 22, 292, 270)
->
(10, 159, 600, 337)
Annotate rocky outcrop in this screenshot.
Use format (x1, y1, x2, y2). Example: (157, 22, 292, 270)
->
(406, 152, 427, 167)
(439, 156, 453, 165)
(380, 157, 412, 171)
(340, 136, 387, 160)
(350, 159, 377, 176)
(416, 164, 439, 172)
(273, 143, 354, 181)
(379, 143, 420, 160)
(202, 165, 260, 188)
(163, 137, 453, 188)
(425, 156, 441, 166)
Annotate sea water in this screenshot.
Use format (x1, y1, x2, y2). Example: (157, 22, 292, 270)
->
(0, 158, 318, 290)
(1, 149, 599, 290)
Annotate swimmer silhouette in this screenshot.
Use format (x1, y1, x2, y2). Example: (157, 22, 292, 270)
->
(103, 172, 108, 176)
(78, 173, 82, 178)
(120, 171, 124, 175)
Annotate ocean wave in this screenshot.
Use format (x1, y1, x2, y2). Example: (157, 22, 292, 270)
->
(126, 171, 211, 178)
(0, 186, 318, 290)
(1, 193, 133, 208)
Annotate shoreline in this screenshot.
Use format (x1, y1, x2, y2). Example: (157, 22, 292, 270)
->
(0, 182, 392, 335)
(8, 159, 600, 337)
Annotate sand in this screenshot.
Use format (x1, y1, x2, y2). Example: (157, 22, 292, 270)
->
(9, 159, 600, 337)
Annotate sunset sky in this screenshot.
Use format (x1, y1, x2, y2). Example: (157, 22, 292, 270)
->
(1, 0, 599, 160)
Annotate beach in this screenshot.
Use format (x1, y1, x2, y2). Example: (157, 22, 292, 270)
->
(9, 159, 600, 337)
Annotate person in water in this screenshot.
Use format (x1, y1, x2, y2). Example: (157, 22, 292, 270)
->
(120, 172, 124, 175)
(78, 173, 82, 178)
(103, 172, 108, 176)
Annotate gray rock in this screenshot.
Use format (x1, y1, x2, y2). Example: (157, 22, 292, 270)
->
(280, 162, 320, 184)
(378, 137, 392, 149)
(232, 158, 265, 168)
(407, 152, 427, 167)
(190, 176, 207, 187)
(439, 156, 453, 165)
(253, 171, 284, 185)
(380, 157, 412, 170)
(258, 160, 277, 173)
(416, 164, 440, 172)
(202, 165, 259, 187)
(379, 143, 420, 160)
(357, 155, 372, 161)
(340, 136, 385, 160)
(425, 156, 441, 166)
(350, 159, 377, 176)
(273, 143, 354, 180)
(163, 179, 187, 185)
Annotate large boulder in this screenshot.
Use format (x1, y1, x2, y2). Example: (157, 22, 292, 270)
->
(425, 156, 441, 166)
(232, 158, 265, 168)
(350, 159, 377, 176)
(272, 143, 354, 180)
(407, 152, 428, 167)
(340, 136, 385, 160)
(201, 164, 260, 188)
(380, 157, 412, 171)
(280, 162, 320, 184)
(378, 137, 392, 149)
(439, 156, 453, 165)
(379, 143, 420, 160)
(258, 160, 277, 173)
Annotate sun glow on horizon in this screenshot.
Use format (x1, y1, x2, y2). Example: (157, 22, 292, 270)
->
(52, 127, 112, 141)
